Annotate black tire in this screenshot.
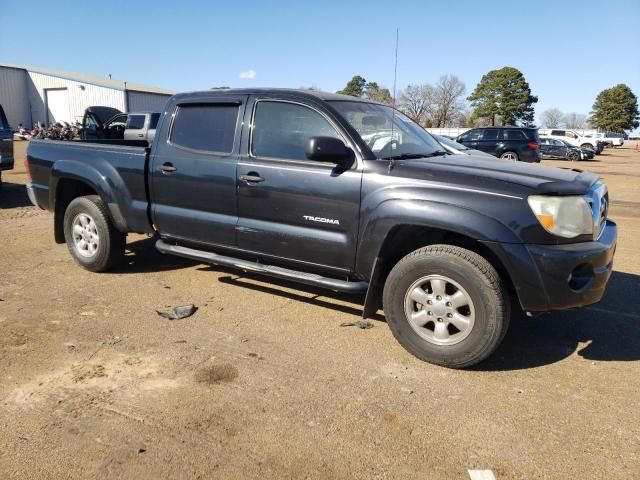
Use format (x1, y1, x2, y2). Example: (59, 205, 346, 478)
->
(567, 150, 580, 162)
(63, 195, 125, 272)
(499, 151, 519, 161)
(382, 245, 510, 368)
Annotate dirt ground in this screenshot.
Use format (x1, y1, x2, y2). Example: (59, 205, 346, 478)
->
(1, 141, 639, 479)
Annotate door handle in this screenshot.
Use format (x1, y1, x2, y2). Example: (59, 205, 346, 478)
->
(137, 134, 144, 138)
(239, 173, 264, 184)
(159, 163, 177, 173)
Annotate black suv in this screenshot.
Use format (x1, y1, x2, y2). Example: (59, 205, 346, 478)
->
(456, 127, 541, 162)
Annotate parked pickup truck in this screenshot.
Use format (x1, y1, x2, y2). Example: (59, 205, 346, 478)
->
(25, 89, 617, 368)
(0, 104, 14, 187)
(82, 106, 160, 143)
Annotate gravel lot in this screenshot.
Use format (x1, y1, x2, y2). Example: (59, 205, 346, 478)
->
(1, 141, 639, 479)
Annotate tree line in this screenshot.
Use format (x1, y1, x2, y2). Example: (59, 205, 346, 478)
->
(334, 68, 639, 132)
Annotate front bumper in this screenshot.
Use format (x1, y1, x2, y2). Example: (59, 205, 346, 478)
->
(485, 220, 617, 312)
(524, 220, 616, 311)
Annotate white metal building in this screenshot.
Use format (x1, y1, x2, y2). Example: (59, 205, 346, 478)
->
(0, 63, 175, 128)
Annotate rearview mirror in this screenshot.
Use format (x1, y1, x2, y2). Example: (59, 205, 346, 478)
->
(306, 136, 353, 165)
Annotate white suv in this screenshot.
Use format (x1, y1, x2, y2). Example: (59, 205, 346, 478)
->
(538, 129, 601, 151)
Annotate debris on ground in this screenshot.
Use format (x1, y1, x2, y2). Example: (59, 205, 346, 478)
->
(103, 336, 123, 346)
(78, 310, 96, 317)
(340, 320, 374, 329)
(156, 304, 197, 320)
(63, 342, 77, 350)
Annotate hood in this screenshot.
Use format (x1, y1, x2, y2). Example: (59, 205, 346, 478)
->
(393, 153, 599, 195)
(85, 106, 123, 126)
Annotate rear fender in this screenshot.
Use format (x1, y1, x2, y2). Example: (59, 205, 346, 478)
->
(50, 160, 129, 232)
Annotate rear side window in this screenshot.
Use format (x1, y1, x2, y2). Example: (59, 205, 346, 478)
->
(127, 115, 146, 130)
(149, 113, 161, 129)
(550, 130, 565, 136)
(170, 104, 238, 153)
(502, 130, 526, 140)
(251, 101, 340, 160)
(482, 129, 499, 140)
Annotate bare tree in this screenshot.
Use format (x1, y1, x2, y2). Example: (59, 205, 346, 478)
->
(564, 112, 588, 129)
(540, 108, 564, 128)
(398, 84, 435, 125)
(431, 75, 466, 127)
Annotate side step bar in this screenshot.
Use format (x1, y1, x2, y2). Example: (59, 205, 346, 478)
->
(156, 239, 368, 294)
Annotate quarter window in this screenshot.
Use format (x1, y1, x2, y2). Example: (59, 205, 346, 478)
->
(252, 101, 340, 160)
(170, 104, 238, 153)
(502, 130, 526, 140)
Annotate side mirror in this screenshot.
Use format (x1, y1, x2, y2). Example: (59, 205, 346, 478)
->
(306, 136, 352, 165)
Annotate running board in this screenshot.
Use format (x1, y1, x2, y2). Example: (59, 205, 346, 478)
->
(156, 240, 368, 294)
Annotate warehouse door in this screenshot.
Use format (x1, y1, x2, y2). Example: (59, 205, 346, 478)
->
(45, 88, 70, 125)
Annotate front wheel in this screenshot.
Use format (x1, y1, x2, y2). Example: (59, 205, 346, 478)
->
(63, 195, 126, 272)
(567, 150, 580, 162)
(382, 245, 510, 368)
(500, 151, 518, 161)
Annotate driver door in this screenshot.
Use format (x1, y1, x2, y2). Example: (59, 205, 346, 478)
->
(236, 97, 363, 272)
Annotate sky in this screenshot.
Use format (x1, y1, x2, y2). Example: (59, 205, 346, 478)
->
(1, 0, 639, 126)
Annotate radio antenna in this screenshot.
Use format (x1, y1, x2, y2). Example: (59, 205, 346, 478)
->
(389, 28, 399, 171)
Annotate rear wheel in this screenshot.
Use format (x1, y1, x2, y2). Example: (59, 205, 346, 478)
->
(500, 151, 518, 161)
(382, 245, 510, 368)
(63, 195, 125, 272)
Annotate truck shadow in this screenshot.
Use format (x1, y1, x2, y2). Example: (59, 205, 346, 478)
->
(113, 239, 639, 370)
(474, 270, 640, 371)
(0, 181, 33, 208)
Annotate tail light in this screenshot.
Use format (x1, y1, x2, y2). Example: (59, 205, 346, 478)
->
(527, 141, 539, 149)
(24, 152, 32, 181)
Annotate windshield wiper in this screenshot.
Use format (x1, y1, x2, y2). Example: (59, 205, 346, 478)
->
(381, 151, 446, 160)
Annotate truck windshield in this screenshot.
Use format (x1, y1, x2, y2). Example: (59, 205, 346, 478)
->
(329, 101, 445, 160)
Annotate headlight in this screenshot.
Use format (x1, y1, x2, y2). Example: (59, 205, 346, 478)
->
(528, 195, 593, 238)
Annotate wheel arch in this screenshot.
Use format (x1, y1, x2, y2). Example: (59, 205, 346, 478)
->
(51, 162, 128, 243)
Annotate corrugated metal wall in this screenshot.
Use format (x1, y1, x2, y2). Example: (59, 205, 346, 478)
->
(127, 91, 172, 112)
(27, 72, 126, 126)
(0, 67, 31, 127)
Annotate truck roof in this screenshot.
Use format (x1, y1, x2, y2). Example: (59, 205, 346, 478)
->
(170, 88, 378, 104)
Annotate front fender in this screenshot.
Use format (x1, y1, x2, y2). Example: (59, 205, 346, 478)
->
(50, 160, 129, 232)
(355, 198, 522, 275)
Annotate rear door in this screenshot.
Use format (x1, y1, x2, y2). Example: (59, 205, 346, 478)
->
(478, 128, 500, 154)
(150, 95, 246, 248)
(0, 105, 13, 171)
(236, 96, 363, 271)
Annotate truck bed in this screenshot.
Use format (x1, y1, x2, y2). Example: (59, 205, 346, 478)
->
(26, 138, 153, 235)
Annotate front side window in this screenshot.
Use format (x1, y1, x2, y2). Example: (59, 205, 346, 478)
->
(127, 115, 146, 130)
(331, 101, 445, 159)
(458, 129, 482, 143)
(170, 104, 238, 153)
(0, 106, 7, 129)
(251, 101, 341, 160)
(550, 130, 565, 136)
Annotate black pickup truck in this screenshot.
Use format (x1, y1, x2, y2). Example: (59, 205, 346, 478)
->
(25, 89, 617, 368)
